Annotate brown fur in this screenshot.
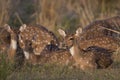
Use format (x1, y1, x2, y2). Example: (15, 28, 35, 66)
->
(79, 16, 120, 51)
(58, 28, 114, 70)
(19, 24, 59, 55)
(26, 49, 75, 66)
(0, 27, 10, 53)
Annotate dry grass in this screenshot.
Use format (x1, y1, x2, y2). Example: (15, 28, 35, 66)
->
(35, 0, 120, 33)
(0, 0, 120, 32)
(0, 0, 120, 80)
(0, 0, 11, 26)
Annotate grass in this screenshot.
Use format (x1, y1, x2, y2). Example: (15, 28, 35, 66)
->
(0, 49, 120, 80)
(0, 53, 12, 80)
(0, 0, 120, 80)
(5, 64, 120, 80)
(0, 0, 120, 32)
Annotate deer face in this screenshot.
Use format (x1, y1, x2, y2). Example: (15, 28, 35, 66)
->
(0, 24, 18, 51)
(1, 24, 18, 61)
(63, 34, 75, 49)
(58, 28, 82, 49)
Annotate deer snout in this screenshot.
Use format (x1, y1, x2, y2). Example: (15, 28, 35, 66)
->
(58, 42, 67, 49)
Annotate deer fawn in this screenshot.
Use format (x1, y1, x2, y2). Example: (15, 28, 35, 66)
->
(78, 16, 120, 51)
(22, 40, 74, 66)
(3, 24, 24, 66)
(58, 28, 113, 70)
(18, 24, 59, 60)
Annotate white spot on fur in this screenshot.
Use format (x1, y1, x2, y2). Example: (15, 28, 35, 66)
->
(47, 42, 50, 45)
(34, 51, 40, 55)
(11, 39, 17, 50)
(86, 61, 89, 64)
(70, 46, 75, 56)
(24, 51, 29, 59)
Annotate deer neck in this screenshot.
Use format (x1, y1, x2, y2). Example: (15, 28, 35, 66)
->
(69, 38, 84, 62)
(8, 32, 17, 60)
(10, 32, 17, 50)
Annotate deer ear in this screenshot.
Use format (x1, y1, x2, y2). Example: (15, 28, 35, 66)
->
(58, 29, 66, 38)
(19, 24, 26, 32)
(75, 27, 82, 37)
(4, 24, 12, 32)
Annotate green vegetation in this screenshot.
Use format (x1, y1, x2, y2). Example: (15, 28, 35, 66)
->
(0, 53, 12, 80)
(0, 0, 120, 80)
(0, 50, 120, 80)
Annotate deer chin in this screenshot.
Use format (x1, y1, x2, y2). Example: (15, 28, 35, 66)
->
(24, 51, 30, 59)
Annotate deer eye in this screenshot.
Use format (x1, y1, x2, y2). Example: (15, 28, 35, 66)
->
(69, 37, 74, 40)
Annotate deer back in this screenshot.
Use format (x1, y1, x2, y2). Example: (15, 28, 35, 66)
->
(78, 16, 120, 51)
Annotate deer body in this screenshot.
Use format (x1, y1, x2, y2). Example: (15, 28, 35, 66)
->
(19, 24, 59, 58)
(79, 16, 120, 51)
(22, 39, 74, 66)
(69, 39, 97, 70)
(25, 49, 74, 66)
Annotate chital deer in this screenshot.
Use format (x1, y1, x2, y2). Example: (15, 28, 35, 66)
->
(22, 40, 74, 66)
(78, 16, 120, 51)
(3, 24, 17, 61)
(18, 24, 59, 60)
(3, 24, 24, 66)
(58, 29, 113, 70)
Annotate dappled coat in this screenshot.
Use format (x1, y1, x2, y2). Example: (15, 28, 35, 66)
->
(78, 16, 120, 51)
(19, 24, 59, 55)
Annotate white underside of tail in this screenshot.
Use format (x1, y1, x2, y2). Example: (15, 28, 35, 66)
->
(24, 51, 29, 59)
(10, 39, 17, 50)
(70, 46, 75, 56)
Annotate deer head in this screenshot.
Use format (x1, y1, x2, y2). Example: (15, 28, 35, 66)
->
(2, 24, 18, 62)
(58, 28, 82, 50)
(0, 24, 11, 52)
(25, 48, 75, 66)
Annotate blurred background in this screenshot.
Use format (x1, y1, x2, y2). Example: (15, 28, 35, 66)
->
(0, 0, 120, 34)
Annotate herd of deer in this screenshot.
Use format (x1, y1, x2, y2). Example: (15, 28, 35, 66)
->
(0, 16, 120, 71)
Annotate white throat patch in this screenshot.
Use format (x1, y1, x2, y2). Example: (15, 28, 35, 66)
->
(34, 52, 40, 55)
(11, 39, 17, 50)
(24, 51, 30, 59)
(70, 46, 75, 56)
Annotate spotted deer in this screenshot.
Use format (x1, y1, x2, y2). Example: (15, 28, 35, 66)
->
(58, 29, 113, 70)
(3, 24, 24, 66)
(4, 24, 18, 61)
(26, 50, 74, 66)
(22, 39, 74, 66)
(79, 16, 120, 51)
(18, 24, 59, 61)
